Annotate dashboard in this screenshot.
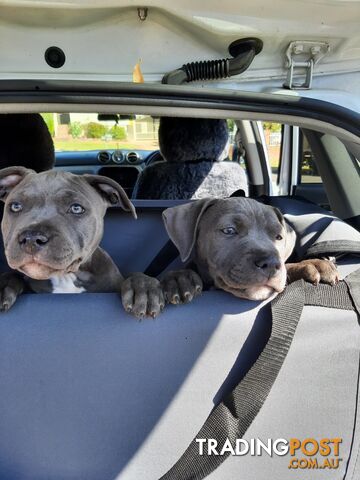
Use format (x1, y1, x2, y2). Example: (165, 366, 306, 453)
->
(56, 149, 154, 167)
(55, 149, 162, 198)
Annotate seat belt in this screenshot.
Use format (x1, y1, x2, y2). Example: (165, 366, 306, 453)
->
(159, 272, 359, 480)
(144, 240, 179, 277)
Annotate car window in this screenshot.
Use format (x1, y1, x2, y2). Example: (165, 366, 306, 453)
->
(41, 113, 160, 152)
(299, 133, 322, 184)
(261, 122, 282, 192)
(46, 114, 250, 200)
(230, 123, 247, 172)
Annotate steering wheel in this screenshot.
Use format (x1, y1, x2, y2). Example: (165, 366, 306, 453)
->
(145, 150, 164, 166)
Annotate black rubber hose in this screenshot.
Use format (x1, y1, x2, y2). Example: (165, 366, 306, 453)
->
(162, 37, 263, 85)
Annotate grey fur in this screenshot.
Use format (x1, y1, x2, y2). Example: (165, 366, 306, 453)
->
(0, 167, 164, 318)
(161, 198, 339, 303)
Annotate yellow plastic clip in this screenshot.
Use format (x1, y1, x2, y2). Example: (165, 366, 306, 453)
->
(133, 59, 144, 83)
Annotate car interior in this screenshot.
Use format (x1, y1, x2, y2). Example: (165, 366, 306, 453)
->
(0, 97, 359, 480)
(0, 0, 358, 474)
(54, 115, 249, 200)
(1, 111, 358, 275)
(52, 114, 358, 208)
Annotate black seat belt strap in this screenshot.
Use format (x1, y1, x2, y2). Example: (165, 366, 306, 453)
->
(144, 240, 179, 277)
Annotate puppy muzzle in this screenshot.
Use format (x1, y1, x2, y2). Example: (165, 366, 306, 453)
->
(215, 263, 287, 301)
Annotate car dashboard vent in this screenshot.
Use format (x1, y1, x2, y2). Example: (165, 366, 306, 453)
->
(127, 152, 140, 164)
(97, 151, 111, 164)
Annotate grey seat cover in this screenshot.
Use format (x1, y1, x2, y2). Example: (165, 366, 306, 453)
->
(268, 197, 360, 258)
(0, 260, 358, 480)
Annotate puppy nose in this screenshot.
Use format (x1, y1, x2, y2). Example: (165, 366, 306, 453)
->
(254, 256, 281, 274)
(18, 231, 49, 254)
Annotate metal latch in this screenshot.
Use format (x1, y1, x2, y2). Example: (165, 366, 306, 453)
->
(284, 41, 330, 90)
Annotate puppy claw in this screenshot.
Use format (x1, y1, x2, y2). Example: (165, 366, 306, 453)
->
(161, 269, 203, 306)
(172, 294, 180, 304)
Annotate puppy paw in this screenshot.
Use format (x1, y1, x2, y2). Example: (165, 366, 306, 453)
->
(121, 273, 165, 319)
(161, 269, 203, 305)
(286, 259, 339, 286)
(0, 272, 24, 312)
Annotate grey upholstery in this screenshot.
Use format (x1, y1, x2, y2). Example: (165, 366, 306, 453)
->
(134, 117, 248, 199)
(0, 261, 358, 480)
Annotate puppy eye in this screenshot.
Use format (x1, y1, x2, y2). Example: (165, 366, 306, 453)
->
(221, 227, 237, 235)
(9, 201, 23, 213)
(276, 234, 283, 241)
(68, 203, 85, 215)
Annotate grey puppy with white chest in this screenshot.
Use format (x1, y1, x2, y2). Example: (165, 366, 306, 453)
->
(161, 197, 339, 303)
(0, 166, 164, 318)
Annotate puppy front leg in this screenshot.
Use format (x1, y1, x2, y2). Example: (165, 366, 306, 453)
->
(0, 271, 26, 312)
(286, 258, 339, 286)
(121, 273, 165, 319)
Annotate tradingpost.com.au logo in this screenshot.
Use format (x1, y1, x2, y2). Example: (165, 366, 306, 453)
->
(196, 438, 342, 470)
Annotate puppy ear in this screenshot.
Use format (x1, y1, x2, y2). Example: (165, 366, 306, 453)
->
(84, 174, 137, 219)
(163, 199, 215, 262)
(273, 207, 296, 260)
(0, 166, 35, 201)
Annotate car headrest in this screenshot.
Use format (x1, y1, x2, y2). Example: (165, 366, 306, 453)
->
(158, 117, 229, 164)
(0, 113, 55, 172)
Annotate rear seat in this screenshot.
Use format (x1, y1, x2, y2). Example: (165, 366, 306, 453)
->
(0, 198, 359, 480)
(101, 201, 182, 276)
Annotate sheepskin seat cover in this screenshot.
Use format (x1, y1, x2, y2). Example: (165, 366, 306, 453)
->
(134, 117, 248, 200)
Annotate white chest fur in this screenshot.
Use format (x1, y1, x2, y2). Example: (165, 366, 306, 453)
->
(50, 273, 86, 294)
